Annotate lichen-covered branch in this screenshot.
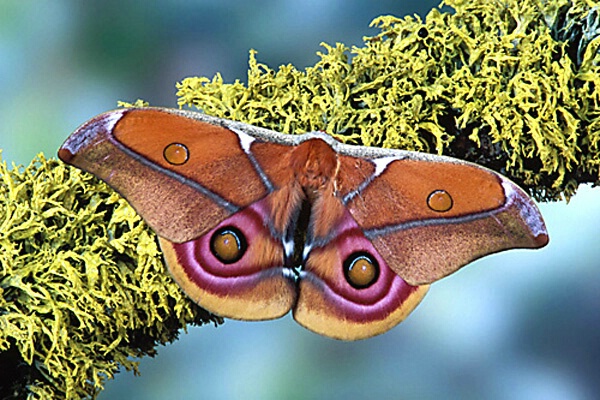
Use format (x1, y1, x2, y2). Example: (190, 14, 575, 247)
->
(1, 0, 599, 398)
(177, 0, 600, 201)
(0, 156, 222, 399)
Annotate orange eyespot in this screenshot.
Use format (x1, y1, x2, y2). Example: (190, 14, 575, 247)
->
(163, 143, 189, 165)
(344, 252, 379, 289)
(210, 227, 247, 264)
(427, 189, 453, 212)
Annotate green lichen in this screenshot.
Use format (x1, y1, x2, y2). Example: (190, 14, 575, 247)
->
(1, 0, 600, 398)
(0, 155, 221, 399)
(176, 0, 600, 201)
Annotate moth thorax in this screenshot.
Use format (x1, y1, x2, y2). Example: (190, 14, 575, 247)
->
(291, 138, 337, 191)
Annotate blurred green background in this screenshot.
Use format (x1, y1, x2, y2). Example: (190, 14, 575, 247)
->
(1, 1, 599, 399)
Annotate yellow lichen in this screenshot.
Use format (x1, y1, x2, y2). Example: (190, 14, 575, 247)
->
(0, 155, 221, 399)
(176, 0, 600, 201)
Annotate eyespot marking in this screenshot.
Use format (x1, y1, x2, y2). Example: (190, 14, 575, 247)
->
(343, 252, 380, 289)
(427, 189, 453, 212)
(164, 143, 189, 165)
(210, 226, 247, 264)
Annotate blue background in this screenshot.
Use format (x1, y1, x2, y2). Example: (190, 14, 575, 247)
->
(1, 2, 598, 399)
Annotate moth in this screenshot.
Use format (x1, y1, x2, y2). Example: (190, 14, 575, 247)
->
(59, 107, 549, 340)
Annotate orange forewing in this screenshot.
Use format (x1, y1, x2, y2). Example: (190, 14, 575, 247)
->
(113, 109, 270, 209)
